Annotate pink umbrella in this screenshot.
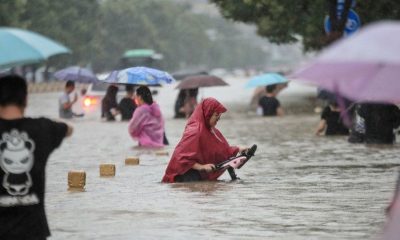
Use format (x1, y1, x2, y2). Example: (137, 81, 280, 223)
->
(290, 21, 400, 103)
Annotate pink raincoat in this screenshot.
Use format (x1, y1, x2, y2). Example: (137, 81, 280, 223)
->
(128, 102, 164, 147)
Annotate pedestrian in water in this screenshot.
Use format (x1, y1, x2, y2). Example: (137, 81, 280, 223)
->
(174, 90, 186, 119)
(315, 99, 349, 136)
(162, 98, 248, 183)
(0, 75, 73, 240)
(181, 88, 198, 118)
(348, 103, 366, 143)
(59, 80, 78, 119)
(101, 85, 119, 121)
(128, 86, 166, 147)
(257, 84, 284, 116)
(358, 103, 400, 144)
(118, 85, 136, 121)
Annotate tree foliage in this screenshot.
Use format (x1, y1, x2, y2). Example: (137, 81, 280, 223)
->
(211, 0, 400, 51)
(0, 0, 268, 72)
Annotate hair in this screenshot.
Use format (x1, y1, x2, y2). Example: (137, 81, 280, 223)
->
(125, 85, 134, 94)
(188, 88, 198, 98)
(136, 86, 153, 105)
(0, 75, 28, 107)
(266, 84, 277, 93)
(328, 98, 338, 108)
(105, 85, 118, 99)
(66, 80, 75, 88)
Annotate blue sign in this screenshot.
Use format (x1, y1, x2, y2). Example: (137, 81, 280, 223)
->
(324, 9, 361, 36)
(336, 0, 356, 19)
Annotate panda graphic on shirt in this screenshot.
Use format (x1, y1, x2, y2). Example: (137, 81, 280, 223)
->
(0, 129, 35, 196)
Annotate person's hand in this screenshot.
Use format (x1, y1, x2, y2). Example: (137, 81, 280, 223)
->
(201, 164, 216, 172)
(315, 130, 323, 136)
(238, 146, 249, 154)
(111, 108, 119, 116)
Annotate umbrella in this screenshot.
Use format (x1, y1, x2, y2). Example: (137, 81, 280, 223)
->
(0, 27, 71, 69)
(54, 66, 98, 83)
(101, 66, 175, 86)
(172, 70, 209, 81)
(245, 73, 289, 88)
(290, 21, 400, 103)
(175, 75, 228, 89)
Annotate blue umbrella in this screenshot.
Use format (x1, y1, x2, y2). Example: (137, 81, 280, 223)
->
(54, 66, 98, 83)
(0, 27, 71, 69)
(101, 66, 175, 86)
(246, 73, 289, 88)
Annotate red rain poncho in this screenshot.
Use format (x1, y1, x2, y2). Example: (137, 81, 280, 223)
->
(162, 98, 239, 183)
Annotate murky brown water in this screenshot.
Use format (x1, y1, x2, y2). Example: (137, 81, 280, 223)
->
(25, 79, 399, 240)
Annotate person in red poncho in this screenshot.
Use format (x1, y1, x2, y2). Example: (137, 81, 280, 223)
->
(162, 98, 247, 183)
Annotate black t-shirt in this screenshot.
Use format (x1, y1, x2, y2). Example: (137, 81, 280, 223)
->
(321, 106, 349, 135)
(358, 103, 400, 144)
(0, 117, 68, 240)
(258, 96, 280, 116)
(118, 97, 136, 121)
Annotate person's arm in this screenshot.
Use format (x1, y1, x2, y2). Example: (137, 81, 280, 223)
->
(110, 107, 120, 116)
(128, 108, 146, 137)
(315, 119, 327, 136)
(277, 107, 284, 116)
(192, 163, 215, 172)
(63, 93, 78, 110)
(66, 124, 73, 137)
(237, 146, 249, 154)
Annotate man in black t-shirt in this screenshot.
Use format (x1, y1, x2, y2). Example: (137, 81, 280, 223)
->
(315, 100, 349, 136)
(0, 75, 73, 240)
(257, 84, 284, 116)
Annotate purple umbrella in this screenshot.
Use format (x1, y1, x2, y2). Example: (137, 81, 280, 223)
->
(54, 66, 98, 83)
(290, 21, 400, 103)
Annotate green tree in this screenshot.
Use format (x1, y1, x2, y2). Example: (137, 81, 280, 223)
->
(96, 0, 267, 71)
(1, 0, 101, 64)
(0, 0, 27, 27)
(211, 0, 400, 51)
(1, 0, 269, 72)
(20, 0, 101, 65)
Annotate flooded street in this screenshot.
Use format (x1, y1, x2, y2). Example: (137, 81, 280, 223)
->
(26, 78, 399, 240)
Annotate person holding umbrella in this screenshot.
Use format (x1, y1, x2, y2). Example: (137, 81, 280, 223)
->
(257, 84, 284, 117)
(128, 86, 166, 147)
(59, 80, 80, 119)
(180, 88, 199, 118)
(174, 75, 227, 118)
(101, 85, 120, 121)
(246, 73, 287, 116)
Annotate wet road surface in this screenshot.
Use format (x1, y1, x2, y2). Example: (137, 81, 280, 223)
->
(26, 78, 399, 239)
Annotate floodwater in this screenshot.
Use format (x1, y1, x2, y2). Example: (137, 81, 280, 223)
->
(26, 77, 399, 239)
